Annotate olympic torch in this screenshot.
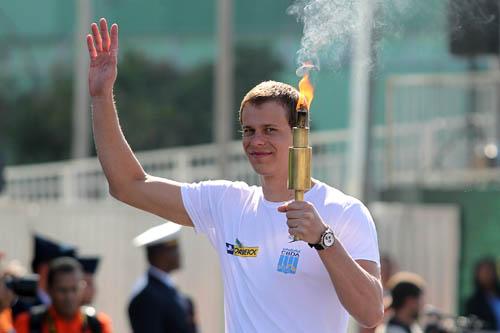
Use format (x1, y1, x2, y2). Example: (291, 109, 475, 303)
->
(288, 73, 314, 241)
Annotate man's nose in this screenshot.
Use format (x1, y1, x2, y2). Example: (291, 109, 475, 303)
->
(250, 132, 266, 146)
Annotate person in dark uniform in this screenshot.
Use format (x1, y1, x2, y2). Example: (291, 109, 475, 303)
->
(11, 234, 77, 318)
(78, 257, 100, 305)
(128, 223, 197, 333)
(375, 272, 426, 333)
(464, 257, 500, 331)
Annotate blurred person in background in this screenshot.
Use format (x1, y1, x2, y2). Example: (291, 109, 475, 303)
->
(87, 18, 383, 332)
(0, 253, 16, 333)
(0, 272, 15, 333)
(380, 254, 398, 294)
(464, 256, 500, 331)
(78, 257, 100, 306)
(14, 257, 112, 333)
(1, 255, 35, 333)
(11, 234, 78, 319)
(376, 272, 425, 333)
(128, 223, 197, 333)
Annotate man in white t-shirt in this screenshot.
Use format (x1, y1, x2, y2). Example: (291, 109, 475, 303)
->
(87, 18, 384, 332)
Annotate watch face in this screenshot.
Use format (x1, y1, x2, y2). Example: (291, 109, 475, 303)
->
(322, 232, 335, 247)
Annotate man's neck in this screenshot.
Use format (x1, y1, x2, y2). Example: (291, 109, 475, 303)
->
(393, 310, 416, 327)
(260, 175, 293, 202)
(260, 175, 316, 202)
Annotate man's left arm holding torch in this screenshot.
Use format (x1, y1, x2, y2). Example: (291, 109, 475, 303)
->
(278, 199, 384, 328)
(87, 18, 194, 228)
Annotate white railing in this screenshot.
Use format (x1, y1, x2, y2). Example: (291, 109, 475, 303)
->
(4, 130, 351, 203)
(5, 121, 500, 203)
(384, 70, 500, 187)
(5, 72, 500, 203)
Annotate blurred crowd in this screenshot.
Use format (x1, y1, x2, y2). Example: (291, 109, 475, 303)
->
(363, 255, 500, 333)
(0, 223, 198, 333)
(1, 232, 499, 333)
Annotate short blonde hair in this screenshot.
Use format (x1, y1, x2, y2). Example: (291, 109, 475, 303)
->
(239, 81, 300, 128)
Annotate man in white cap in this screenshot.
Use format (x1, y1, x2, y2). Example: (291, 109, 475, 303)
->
(88, 18, 383, 333)
(128, 223, 197, 333)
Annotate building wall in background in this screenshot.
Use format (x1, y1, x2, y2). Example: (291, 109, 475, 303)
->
(380, 187, 500, 313)
(1, 0, 487, 135)
(0, 200, 224, 333)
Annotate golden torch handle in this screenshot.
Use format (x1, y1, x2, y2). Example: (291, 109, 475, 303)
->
(288, 126, 312, 199)
(295, 190, 304, 201)
(288, 109, 312, 242)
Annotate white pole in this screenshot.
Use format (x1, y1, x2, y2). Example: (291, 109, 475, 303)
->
(71, 0, 91, 159)
(214, 0, 234, 178)
(347, 1, 377, 200)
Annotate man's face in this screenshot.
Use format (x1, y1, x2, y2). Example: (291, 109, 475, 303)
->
(48, 271, 84, 318)
(162, 243, 181, 272)
(81, 273, 96, 305)
(407, 294, 424, 320)
(0, 275, 15, 310)
(241, 101, 292, 178)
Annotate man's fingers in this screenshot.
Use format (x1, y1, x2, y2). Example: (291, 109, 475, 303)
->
(277, 204, 288, 213)
(282, 201, 308, 212)
(288, 227, 303, 238)
(286, 219, 300, 229)
(91, 23, 103, 52)
(86, 35, 97, 59)
(285, 210, 305, 220)
(110, 24, 119, 55)
(100, 18, 110, 51)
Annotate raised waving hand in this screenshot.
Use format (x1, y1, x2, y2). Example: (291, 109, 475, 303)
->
(87, 18, 118, 98)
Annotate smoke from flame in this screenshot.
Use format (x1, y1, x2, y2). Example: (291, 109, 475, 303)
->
(297, 73, 314, 111)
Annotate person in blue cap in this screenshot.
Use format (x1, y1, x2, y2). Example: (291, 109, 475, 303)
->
(78, 257, 100, 306)
(11, 234, 77, 319)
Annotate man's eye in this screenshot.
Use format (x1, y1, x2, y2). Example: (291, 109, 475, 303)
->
(265, 128, 276, 133)
(242, 128, 254, 136)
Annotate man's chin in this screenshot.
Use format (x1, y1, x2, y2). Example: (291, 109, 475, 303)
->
(250, 164, 270, 176)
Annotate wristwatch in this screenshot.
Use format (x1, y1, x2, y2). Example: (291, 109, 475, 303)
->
(308, 227, 335, 251)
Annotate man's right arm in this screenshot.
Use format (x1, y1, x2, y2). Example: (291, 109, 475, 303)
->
(88, 18, 193, 227)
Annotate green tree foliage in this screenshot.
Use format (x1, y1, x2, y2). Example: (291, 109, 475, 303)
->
(2, 43, 283, 165)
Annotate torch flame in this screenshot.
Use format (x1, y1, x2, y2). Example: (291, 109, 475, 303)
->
(297, 73, 314, 111)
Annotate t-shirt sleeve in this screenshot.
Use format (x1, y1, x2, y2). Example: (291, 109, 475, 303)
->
(181, 180, 242, 245)
(335, 200, 380, 265)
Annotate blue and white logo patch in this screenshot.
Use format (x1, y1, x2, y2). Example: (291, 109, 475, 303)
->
(226, 243, 235, 255)
(277, 248, 301, 274)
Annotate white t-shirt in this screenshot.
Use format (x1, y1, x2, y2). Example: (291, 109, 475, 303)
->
(181, 179, 380, 333)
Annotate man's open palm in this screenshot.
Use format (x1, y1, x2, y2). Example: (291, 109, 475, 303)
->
(87, 18, 118, 98)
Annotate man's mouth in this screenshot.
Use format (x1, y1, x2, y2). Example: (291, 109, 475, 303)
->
(249, 152, 272, 157)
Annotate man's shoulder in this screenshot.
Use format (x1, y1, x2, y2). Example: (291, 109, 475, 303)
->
(95, 311, 112, 329)
(129, 278, 173, 306)
(311, 180, 363, 210)
(193, 179, 253, 190)
(183, 179, 258, 199)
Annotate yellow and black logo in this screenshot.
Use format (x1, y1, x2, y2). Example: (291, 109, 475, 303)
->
(226, 239, 259, 258)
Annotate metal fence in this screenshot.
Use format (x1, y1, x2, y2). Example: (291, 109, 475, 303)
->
(4, 71, 500, 202)
(4, 130, 351, 202)
(385, 71, 500, 188)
